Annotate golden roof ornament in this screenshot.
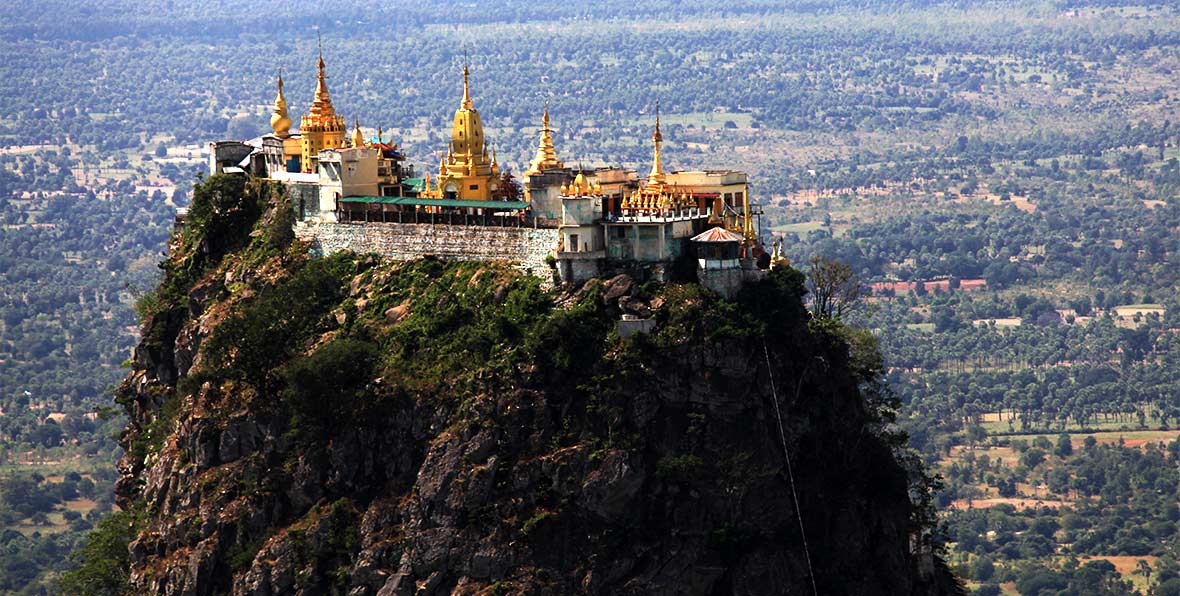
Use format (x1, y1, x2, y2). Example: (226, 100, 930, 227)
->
(648, 100, 666, 186)
(352, 118, 364, 147)
(461, 62, 472, 110)
(310, 34, 335, 118)
(301, 33, 345, 134)
(270, 71, 292, 138)
(526, 100, 565, 176)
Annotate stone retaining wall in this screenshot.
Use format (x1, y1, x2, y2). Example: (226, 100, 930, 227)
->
(296, 221, 560, 279)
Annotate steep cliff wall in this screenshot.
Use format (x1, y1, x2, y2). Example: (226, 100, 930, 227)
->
(84, 176, 961, 596)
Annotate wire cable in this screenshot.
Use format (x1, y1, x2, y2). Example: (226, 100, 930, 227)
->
(764, 340, 819, 596)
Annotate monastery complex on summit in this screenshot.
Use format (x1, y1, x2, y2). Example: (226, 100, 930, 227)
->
(206, 46, 772, 295)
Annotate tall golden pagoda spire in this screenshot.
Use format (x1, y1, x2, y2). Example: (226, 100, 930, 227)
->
(299, 33, 347, 173)
(649, 100, 666, 185)
(526, 100, 564, 176)
(270, 70, 292, 138)
(308, 33, 337, 119)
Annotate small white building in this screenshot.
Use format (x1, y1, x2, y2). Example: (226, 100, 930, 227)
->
(692, 227, 748, 299)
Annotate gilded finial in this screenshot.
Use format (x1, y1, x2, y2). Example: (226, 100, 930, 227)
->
(574, 168, 586, 195)
(308, 33, 335, 117)
(315, 32, 326, 94)
(352, 117, 364, 148)
(653, 100, 662, 143)
(270, 69, 292, 137)
(649, 100, 666, 185)
(526, 99, 564, 176)
(461, 58, 472, 110)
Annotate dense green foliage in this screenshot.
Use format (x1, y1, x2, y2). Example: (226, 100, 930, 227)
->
(56, 509, 141, 596)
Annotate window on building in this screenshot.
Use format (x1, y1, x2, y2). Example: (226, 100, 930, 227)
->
(469, 184, 479, 190)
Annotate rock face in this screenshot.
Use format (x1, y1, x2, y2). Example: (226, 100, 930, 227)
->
(110, 176, 961, 596)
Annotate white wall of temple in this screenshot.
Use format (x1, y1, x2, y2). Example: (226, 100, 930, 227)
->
(561, 225, 602, 253)
(296, 221, 560, 281)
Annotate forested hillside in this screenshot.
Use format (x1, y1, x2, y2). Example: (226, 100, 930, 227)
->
(2, 0, 1179, 593)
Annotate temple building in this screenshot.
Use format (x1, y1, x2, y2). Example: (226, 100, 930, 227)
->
(540, 106, 761, 281)
(205, 49, 766, 289)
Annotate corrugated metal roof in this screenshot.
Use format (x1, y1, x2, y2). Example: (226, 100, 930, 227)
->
(339, 196, 530, 210)
(690, 226, 743, 243)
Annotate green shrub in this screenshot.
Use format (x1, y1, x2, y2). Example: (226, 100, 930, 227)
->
(282, 338, 379, 439)
(656, 454, 705, 482)
(201, 253, 354, 387)
(521, 511, 554, 536)
(57, 509, 142, 596)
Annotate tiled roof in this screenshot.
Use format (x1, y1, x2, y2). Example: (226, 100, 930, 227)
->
(690, 226, 743, 243)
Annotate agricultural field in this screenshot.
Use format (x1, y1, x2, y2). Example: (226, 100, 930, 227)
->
(937, 425, 1180, 594)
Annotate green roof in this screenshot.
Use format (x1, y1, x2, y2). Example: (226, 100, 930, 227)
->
(339, 196, 530, 210)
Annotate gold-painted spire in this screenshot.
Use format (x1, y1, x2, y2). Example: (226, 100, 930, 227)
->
(306, 32, 339, 121)
(461, 62, 472, 110)
(270, 70, 292, 137)
(352, 118, 364, 147)
(649, 101, 665, 185)
(312, 40, 333, 116)
(299, 35, 347, 173)
(526, 100, 564, 176)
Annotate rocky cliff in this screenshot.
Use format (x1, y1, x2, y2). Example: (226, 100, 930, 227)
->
(89, 175, 962, 595)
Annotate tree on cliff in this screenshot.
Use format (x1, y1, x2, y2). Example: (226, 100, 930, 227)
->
(807, 255, 868, 319)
